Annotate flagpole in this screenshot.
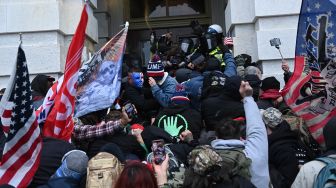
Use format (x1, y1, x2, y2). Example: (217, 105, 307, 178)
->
(19, 33, 22, 46)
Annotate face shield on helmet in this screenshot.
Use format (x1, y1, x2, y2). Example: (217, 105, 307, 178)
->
(200, 33, 218, 52)
(180, 38, 194, 55)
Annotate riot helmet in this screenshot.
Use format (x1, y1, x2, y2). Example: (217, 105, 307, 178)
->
(180, 38, 194, 55)
(200, 33, 218, 52)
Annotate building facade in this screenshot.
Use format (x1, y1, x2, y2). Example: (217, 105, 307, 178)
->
(0, 0, 301, 88)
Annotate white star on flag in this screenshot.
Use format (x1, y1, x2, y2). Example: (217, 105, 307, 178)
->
(315, 3, 321, 9)
(329, 22, 334, 28)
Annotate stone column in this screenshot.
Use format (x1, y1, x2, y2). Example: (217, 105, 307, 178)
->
(0, 0, 98, 88)
(225, 0, 301, 86)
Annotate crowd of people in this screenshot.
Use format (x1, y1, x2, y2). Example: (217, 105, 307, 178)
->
(0, 22, 335, 188)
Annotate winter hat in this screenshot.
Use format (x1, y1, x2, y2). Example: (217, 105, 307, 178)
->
(188, 145, 222, 176)
(147, 55, 164, 80)
(206, 57, 221, 71)
(223, 76, 242, 101)
(323, 117, 336, 150)
(52, 150, 89, 180)
(190, 52, 205, 65)
(262, 107, 283, 128)
(261, 76, 280, 91)
(171, 84, 190, 105)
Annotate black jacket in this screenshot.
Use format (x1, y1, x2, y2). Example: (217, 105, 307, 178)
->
(201, 76, 245, 131)
(268, 122, 300, 188)
(123, 83, 160, 122)
(29, 137, 75, 188)
(153, 103, 202, 139)
(202, 93, 245, 131)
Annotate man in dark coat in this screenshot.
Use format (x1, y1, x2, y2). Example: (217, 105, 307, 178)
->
(202, 75, 245, 131)
(153, 84, 202, 140)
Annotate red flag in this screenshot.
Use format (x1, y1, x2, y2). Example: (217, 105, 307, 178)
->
(0, 46, 42, 187)
(40, 4, 88, 141)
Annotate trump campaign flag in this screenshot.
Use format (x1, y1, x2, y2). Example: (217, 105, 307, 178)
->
(0, 46, 42, 187)
(282, 0, 336, 145)
(36, 4, 88, 141)
(74, 22, 128, 118)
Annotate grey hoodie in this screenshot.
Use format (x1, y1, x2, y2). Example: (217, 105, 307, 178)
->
(211, 96, 270, 188)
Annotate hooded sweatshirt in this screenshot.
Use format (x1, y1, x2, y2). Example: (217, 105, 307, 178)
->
(153, 103, 202, 139)
(211, 96, 269, 188)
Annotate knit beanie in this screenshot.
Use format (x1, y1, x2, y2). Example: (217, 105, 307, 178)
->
(147, 55, 164, 80)
(261, 76, 280, 91)
(52, 150, 88, 180)
(171, 84, 190, 105)
(323, 117, 336, 150)
(261, 107, 283, 128)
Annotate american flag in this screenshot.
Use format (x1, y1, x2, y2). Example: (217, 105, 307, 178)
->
(224, 37, 233, 46)
(36, 4, 88, 141)
(0, 46, 42, 187)
(282, 0, 336, 145)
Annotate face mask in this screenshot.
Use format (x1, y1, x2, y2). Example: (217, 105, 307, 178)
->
(131, 72, 144, 88)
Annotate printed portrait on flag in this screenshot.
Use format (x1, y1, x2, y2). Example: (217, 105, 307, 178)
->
(75, 27, 128, 118)
(283, 0, 336, 144)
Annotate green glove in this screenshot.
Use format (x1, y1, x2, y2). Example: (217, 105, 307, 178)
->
(163, 116, 183, 137)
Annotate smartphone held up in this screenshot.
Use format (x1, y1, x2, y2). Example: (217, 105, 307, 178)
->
(152, 139, 166, 165)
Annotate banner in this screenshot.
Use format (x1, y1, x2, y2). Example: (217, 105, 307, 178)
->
(74, 23, 128, 118)
(282, 0, 336, 145)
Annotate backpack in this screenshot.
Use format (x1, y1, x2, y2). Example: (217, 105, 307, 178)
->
(215, 148, 252, 181)
(86, 152, 124, 188)
(313, 157, 336, 188)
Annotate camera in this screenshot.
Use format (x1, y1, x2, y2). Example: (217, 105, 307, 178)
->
(270, 38, 281, 48)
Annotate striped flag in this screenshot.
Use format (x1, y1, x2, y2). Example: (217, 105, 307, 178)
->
(282, 0, 336, 145)
(0, 46, 42, 187)
(36, 4, 88, 141)
(224, 37, 233, 46)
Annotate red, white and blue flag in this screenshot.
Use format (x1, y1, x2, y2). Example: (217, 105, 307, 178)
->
(36, 4, 88, 141)
(282, 0, 336, 145)
(224, 37, 233, 46)
(0, 46, 42, 187)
